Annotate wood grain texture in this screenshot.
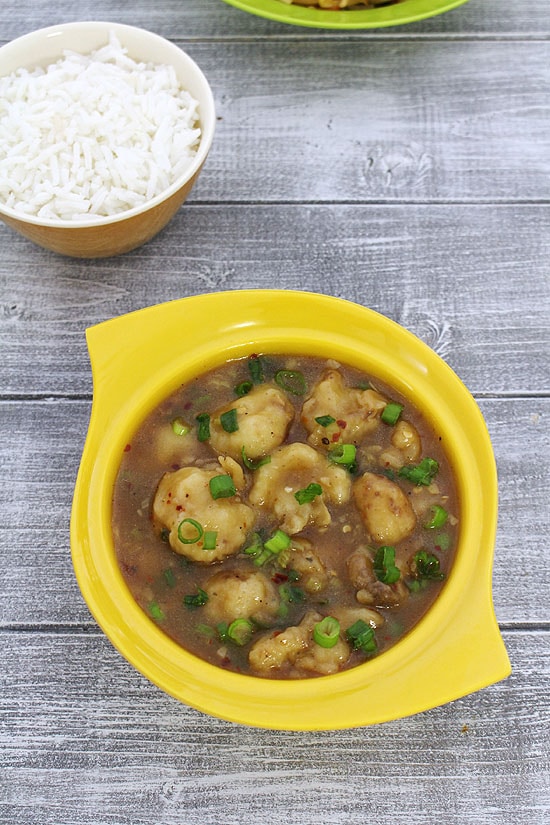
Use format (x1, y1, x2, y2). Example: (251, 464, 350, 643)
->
(1, 630, 548, 825)
(1, 396, 548, 625)
(1, 0, 549, 42)
(1, 2, 549, 823)
(1, 205, 549, 397)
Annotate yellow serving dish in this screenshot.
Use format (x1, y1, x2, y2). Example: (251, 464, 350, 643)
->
(71, 290, 510, 729)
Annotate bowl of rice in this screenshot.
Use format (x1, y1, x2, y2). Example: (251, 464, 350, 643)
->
(0, 22, 216, 257)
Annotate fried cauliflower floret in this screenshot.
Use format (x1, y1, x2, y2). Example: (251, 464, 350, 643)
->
(353, 471, 416, 544)
(347, 546, 409, 607)
(202, 569, 279, 626)
(152, 467, 255, 563)
(301, 369, 387, 449)
(285, 538, 329, 594)
(208, 384, 294, 461)
(248, 611, 350, 677)
(248, 442, 351, 535)
(378, 419, 422, 470)
(330, 604, 384, 630)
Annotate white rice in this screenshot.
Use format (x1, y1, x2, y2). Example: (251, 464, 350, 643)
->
(0, 32, 201, 221)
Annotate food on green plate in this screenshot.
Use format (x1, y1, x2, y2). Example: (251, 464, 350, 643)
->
(277, 0, 404, 9)
(113, 354, 458, 679)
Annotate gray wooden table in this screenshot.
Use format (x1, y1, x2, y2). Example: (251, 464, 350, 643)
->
(1, 1, 549, 823)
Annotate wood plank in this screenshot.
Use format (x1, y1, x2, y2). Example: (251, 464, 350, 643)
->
(1, 629, 548, 824)
(0, 38, 549, 202)
(1, 0, 549, 42)
(1, 397, 548, 625)
(1, 205, 548, 397)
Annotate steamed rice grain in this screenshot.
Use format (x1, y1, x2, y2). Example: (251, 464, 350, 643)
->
(0, 32, 201, 221)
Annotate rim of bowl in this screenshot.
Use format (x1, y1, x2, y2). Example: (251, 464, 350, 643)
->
(0, 21, 216, 229)
(71, 290, 506, 729)
(220, 0, 470, 29)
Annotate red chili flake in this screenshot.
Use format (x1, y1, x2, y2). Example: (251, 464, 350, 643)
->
(272, 572, 288, 584)
(331, 432, 340, 442)
(184, 401, 193, 410)
(337, 419, 347, 429)
(175, 505, 183, 511)
(123, 444, 132, 452)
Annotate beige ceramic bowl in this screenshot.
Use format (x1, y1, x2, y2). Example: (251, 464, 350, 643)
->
(0, 22, 215, 258)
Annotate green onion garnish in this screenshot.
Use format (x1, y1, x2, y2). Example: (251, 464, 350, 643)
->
(328, 443, 356, 466)
(315, 415, 336, 427)
(381, 402, 404, 426)
(147, 600, 165, 621)
(241, 446, 271, 470)
(203, 530, 218, 550)
(235, 380, 253, 397)
(294, 482, 323, 505)
(243, 532, 264, 557)
(195, 412, 211, 442)
(275, 369, 307, 395)
(264, 529, 291, 554)
(373, 545, 401, 584)
(220, 408, 239, 433)
(248, 356, 264, 384)
(227, 618, 254, 646)
(398, 457, 439, 486)
(278, 583, 305, 604)
(424, 504, 448, 529)
(163, 568, 176, 587)
(253, 548, 274, 567)
(177, 518, 203, 545)
(183, 587, 209, 609)
(411, 550, 445, 581)
(209, 474, 236, 499)
(313, 616, 340, 649)
(345, 620, 377, 655)
(434, 532, 451, 551)
(171, 416, 190, 436)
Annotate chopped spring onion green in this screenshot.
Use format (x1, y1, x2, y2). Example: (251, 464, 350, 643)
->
(315, 415, 336, 427)
(398, 457, 439, 486)
(346, 620, 377, 655)
(227, 618, 254, 646)
(411, 550, 445, 581)
(160, 528, 170, 543)
(243, 533, 264, 557)
(220, 408, 239, 433)
(275, 369, 307, 396)
(147, 600, 165, 621)
(241, 446, 271, 470)
(373, 545, 401, 584)
(328, 443, 356, 466)
(235, 380, 253, 397)
(163, 568, 176, 587)
(424, 504, 448, 529)
(294, 482, 323, 505)
(248, 356, 264, 384)
(381, 402, 404, 426)
(434, 532, 451, 551)
(313, 616, 341, 649)
(209, 474, 236, 499)
(279, 583, 305, 604)
(253, 548, 275, 567)
(183, 587, 208, 609)
(203, 530, 218, 550)
(171, 416, 190, 436)
(195, 412, 211, 442)
(264, 529, 291, 554)
(177, 518, 203, 545)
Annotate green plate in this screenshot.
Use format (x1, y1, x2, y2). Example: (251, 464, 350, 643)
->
(220, 0, 469, 29)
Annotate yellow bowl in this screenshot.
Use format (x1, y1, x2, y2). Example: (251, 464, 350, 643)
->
(0, 22, 215, 258)
(71, 290, 510, 729)
(220, 0, 470, 30)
